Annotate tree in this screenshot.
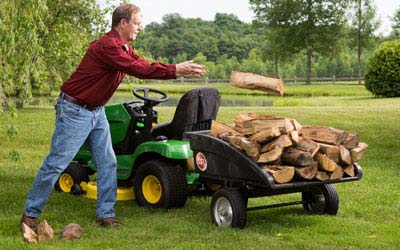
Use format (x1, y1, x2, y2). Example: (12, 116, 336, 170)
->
(0, 0, 107, 109)
(391, 7, 400, 38)
(250, 0, 348, 83)
(349, 0, 379, 85)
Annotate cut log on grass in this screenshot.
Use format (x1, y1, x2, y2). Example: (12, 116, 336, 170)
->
(315, 171, 330, 181)
(296, 138, 320, 157)
(257, 146, 282, 163)
(315, 153, 339, 172)
(210, 120, 242, 137)
(294, 162, 318, 180)
(22, 223, 38, 244)
(261, 134, 292, 152)
(343, 164, 355, 177)
(61, 223, 83, 241)
(301, 126, 348, 145)
(350, 142, 369, 162)
(229, 70, 284, 96)
(282, 147, 313, 167)
(329, 166, 344, 180)
(340, 145, 352, 165)
(37, 220, 54, 242)
(318, 143, 340, 163)
(262, 165, 295, 184)
(248, 127, 281, 144)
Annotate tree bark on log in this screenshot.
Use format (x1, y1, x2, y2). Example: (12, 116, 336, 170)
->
(282, 147, 313, 167)
(301, 126, 348, 145)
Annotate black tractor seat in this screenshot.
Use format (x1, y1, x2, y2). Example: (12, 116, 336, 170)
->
(151, 88, 221, 140)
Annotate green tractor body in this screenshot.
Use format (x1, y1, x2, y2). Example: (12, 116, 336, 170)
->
(55, 88, 220, 209)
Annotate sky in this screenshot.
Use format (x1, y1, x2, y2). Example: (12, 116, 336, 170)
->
(101, 0, 399, 35)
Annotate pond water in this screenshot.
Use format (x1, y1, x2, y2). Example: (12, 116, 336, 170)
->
(27, 92, 273, 107)
(109, 93, 273, 107)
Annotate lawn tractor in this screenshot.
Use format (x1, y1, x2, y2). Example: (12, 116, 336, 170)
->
(55, 87, 220, 208)
(55, 87, 363, 228)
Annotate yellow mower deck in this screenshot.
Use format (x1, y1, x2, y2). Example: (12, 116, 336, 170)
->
(80, 182, 135, 201)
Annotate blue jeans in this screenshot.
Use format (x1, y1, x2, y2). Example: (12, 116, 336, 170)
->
(23, 98, 117, 219)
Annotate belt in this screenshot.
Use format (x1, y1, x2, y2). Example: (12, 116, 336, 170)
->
(59, 92, 98, 111)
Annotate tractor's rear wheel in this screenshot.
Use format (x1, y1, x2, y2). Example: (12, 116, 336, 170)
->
(134, 159, 187, 209)
(55, 162, 90, 195)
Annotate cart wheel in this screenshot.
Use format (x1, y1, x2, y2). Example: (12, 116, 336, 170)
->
(134, 159, 187, 209)
(211, 188, 247, 229)
(55, 162, 90, 194)
(302, 184, 339, 215)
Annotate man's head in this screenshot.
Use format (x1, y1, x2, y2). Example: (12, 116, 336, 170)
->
(112, 3, 142, 43)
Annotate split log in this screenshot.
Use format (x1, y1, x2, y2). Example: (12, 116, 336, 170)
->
(289, 130, 300, 144)
(248, 127, 281, 144)
(315, 171, 330, 181)
(328, 166, 344, 180)
(234, 112, 257, 124)
(281, 147, 313, 167)
(22, 223, 38, 244)
(257, 146, 282, 163)
(240, 137, 261, 160)
(262, 165, 295, 184)
(235, 117, 294, 135)
(37, 220, 54, 242)
(318, 143, 340, 163)
(210, 120, 242, 137)
(261, 135, 292, 152)
(296, 138, 320, 157)
(222, 135, 260, 160)
(339, 145, 352, 165)
(350, 142, 368, 162)
(229, 70, 284, 96)
(294, 162, 318, 180)
(343, 164, 355, 177)
(301, 126, 348, 145)
(290, 119, 302, 131)
(343, 133, 360, 150)
(315, 153, 339, 172)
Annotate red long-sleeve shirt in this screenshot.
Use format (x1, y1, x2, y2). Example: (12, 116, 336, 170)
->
(61, 29, 176, 107)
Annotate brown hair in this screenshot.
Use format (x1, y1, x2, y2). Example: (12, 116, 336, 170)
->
(111, 3, 140, 28)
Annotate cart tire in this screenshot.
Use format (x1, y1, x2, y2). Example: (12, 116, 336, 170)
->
(134, 159, 187, 209)
(302, 184, 339, 215)
(211, 189, 247, 229)
(55, 162, 90, 194)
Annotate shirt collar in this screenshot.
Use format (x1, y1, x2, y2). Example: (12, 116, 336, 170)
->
(108, 28, 129, 51)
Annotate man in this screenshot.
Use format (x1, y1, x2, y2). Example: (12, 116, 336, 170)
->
(21, 3, 205, 231)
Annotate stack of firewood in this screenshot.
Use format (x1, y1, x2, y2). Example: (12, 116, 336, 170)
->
(210, 113, 368, 184)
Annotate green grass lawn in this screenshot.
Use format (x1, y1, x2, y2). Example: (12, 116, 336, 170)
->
(0, 85, 399, 249)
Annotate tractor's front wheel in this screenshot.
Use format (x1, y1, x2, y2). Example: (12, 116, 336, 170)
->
(134, 159, 187, 209)
(55, 162, 90, 195)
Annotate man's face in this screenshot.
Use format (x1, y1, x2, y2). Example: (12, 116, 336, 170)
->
(121, 12, 142, 42)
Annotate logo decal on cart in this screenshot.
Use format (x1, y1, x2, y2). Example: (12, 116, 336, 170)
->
(195, 152, 207, 171)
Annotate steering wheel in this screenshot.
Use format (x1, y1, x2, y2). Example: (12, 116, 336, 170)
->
(132, 87, 169, 105)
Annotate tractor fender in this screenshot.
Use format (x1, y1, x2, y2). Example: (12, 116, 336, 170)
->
(132, 140, 193, 160)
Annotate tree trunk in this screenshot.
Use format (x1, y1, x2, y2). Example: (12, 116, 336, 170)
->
(0, 82, 9, 110)
(274, 51, 279, 77)
(306, 48, 312, 84)
(357, 0, 362, 85)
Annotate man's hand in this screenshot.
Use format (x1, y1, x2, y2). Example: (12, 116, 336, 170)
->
(175, 60, 206, 78)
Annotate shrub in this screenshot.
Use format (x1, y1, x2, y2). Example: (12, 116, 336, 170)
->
(365, 40, 400, 97)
